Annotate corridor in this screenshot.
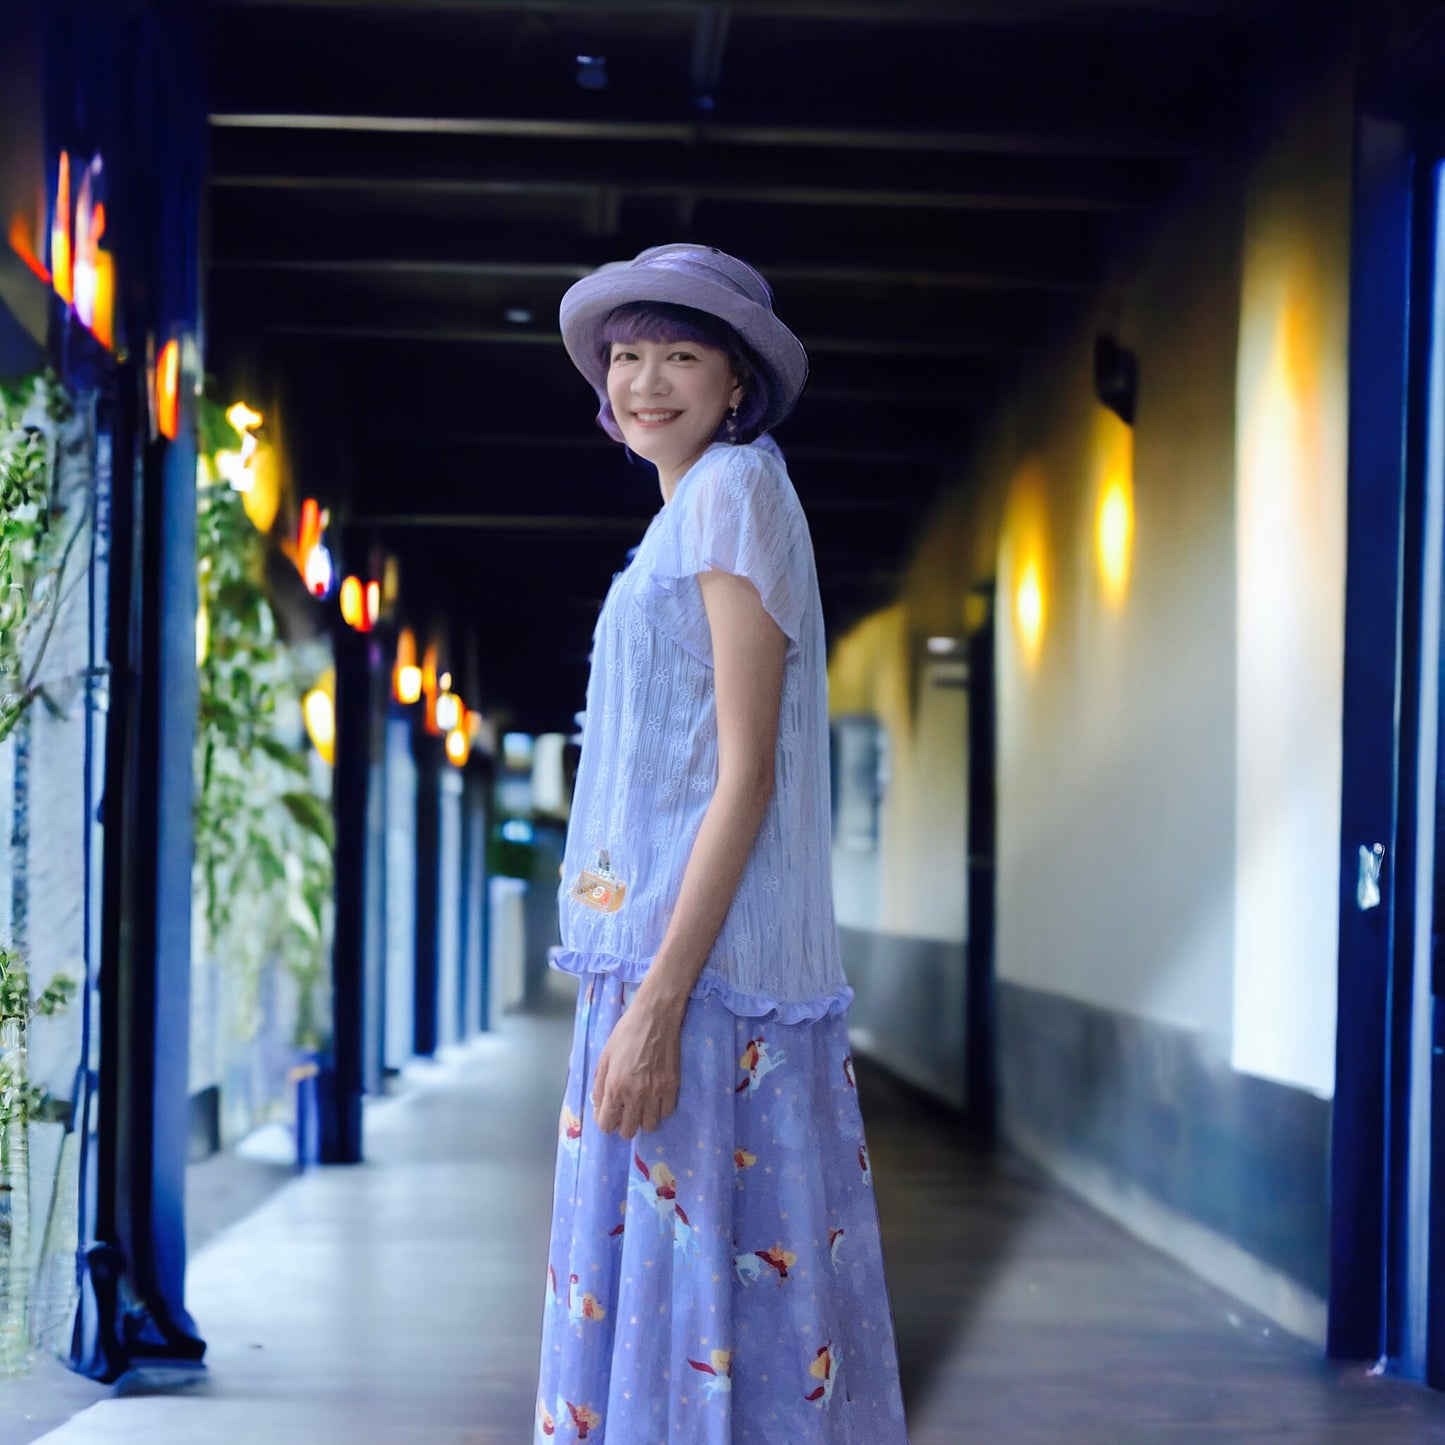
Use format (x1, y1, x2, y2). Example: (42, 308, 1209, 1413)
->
(11, 977, 1445, 1445)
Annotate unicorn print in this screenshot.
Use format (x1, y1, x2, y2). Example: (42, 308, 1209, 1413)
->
(736, 1036, 786, 1096)
(629, 1152, 679, 1234)
(829, 1226, 846, 1269)
(559, 1104, 582, 1160)
(687, 1348, 732, 1401)
(673, 1201, 699, 1260)
(564, 1401, 602, 1439)
(804, 1341, 841, 1407)
(567, 1273, 607, 1327)
(734, 1243, 796, 1284)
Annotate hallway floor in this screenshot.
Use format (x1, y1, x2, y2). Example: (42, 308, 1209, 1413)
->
(15, 979, 1445, 1444)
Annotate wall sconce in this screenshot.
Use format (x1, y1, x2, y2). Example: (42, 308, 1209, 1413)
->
(155, 338, 181, 440)
(445, 714, 471, 767)
(1094, 334, 1138, 427)
(394, 627, 422, 705)
(435, 673, 461, 733)
(302, 670, 336, 765)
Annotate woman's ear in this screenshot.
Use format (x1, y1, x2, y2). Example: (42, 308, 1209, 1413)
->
(730, 375, 744, 410)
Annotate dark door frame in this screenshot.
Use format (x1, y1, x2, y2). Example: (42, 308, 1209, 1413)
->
(1330, 111, 1445, 1383)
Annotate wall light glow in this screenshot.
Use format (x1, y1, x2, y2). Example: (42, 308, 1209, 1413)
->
(339, 575, 366, 630)
(445, 722, 470, 767)
(303, 673, 336, 765)
(156, 338, 181, 440)
(1015, 560, 1044, 657)
(1093, 405, 1135, 605)
(394, 627, 422, 704)
(435, 689, 462, 734)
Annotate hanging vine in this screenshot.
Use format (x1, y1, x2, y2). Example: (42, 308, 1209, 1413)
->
(0, 374, 85, 748)
(193, 398, 333, 1051)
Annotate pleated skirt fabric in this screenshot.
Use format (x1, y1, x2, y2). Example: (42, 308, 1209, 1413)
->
(535, 971, 911, 1444)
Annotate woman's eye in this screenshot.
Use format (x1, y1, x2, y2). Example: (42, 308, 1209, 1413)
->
(610, 349, 636, 364)
(669, 350, 697, 361)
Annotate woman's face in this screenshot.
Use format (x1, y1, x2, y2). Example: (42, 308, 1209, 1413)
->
(605, 336, 742, 484)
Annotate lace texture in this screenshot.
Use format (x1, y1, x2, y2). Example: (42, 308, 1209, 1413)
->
(555, 441, 849, 1020)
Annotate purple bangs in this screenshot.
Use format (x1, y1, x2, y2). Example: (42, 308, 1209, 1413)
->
(593, 300, 775, 446)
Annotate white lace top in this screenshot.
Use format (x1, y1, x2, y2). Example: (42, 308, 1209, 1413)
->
(549, 440, 852, 1022)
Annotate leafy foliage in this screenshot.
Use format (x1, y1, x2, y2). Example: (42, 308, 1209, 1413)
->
(193, 397, 334, 1050)
(0, 946, 76, 1127)
(0, 374, 84, 746)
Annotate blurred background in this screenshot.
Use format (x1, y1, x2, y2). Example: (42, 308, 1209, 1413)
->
(2, 1, 1445, 1441)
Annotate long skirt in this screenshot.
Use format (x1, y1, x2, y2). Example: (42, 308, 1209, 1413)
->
(535, 971, 911, 1444)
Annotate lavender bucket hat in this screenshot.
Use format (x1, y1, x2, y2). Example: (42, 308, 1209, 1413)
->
(559, 243, 810, 434)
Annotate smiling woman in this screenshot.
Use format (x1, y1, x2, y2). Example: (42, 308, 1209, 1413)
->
(530, 244, 911, 1443)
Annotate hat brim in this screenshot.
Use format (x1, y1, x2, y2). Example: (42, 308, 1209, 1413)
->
(560, 268, 809, 435)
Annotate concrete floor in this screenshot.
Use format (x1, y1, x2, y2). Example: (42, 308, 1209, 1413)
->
(10, 977, 1445, 1444)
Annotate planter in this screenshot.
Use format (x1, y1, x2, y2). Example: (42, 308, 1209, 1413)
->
(293, 1052, 340, 1167)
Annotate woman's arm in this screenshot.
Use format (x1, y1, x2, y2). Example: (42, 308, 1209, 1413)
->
(590, 567, 788, 1139)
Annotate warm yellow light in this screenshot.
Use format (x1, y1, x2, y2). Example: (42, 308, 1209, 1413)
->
(339, 575, 365, 629)
(445, 724, 470, 767)
(435, 690, 461, 733)
(156, 338, 181, 440)
(1015, 560, 1044, 658)
(226, 401, 262, 432)
(242, 442, 280, 534)
(439, 672, 452, 692)
(195, 597, 209, 667)
(365, 580, 380, 628)
(1093, 406, 1135, 605)
(303, 673, 336, 765)
(1098, 485, 1132, 590)
(51, 151, 71, 304)
(394, 627, 421, 703)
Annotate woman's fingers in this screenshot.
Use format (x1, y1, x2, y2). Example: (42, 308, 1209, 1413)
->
(590, 1053, 609, 1117)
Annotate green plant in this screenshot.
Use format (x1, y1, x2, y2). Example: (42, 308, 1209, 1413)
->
(193, 398, 334, 1051)
(0, 373, 85, 747)
(0, 948, 76, 1125)
(0, 946, 76, 1376)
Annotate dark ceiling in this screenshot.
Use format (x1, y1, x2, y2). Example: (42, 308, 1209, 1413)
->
(201, 0, 1303, 734)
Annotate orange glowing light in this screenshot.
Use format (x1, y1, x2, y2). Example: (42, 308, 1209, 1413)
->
(298, 497, 321, 558)
(435, 688, 461, 734)
(50, 152, 71, 304)
(445, 722, 471, 767)
(339, 576, 365, 629)
(156, 338, 181, 440)
(421, 642, 440, 733)
(9, 215, 48, 282)
(394, 628, 421, 704)
(365, 580, 380, 629)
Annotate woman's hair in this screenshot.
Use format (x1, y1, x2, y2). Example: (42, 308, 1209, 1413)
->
(594, 300, 774, 445)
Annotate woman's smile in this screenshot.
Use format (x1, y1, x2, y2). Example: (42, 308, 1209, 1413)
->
(606, 336, 741, 496)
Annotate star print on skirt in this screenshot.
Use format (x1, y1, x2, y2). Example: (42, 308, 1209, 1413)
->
(535, 971, 911, 1444)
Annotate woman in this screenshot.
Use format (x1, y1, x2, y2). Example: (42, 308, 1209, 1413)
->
(536, 243, 909, 1443)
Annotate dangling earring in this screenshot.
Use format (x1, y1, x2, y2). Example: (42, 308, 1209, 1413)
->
(726, 403, 739, 444)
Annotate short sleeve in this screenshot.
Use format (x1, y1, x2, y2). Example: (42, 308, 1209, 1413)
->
(635, 445, 808, 666)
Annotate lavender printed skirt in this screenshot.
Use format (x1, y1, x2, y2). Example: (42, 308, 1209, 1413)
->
(535, 971, 911, 1444)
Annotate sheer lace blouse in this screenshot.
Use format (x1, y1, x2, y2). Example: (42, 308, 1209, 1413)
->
(549, 440, 852, 1022)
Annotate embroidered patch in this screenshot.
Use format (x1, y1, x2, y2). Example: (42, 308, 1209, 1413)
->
(570, 849, 627, 913)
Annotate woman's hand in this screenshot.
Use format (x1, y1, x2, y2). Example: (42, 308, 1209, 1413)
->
(590, 990, 685, 1139)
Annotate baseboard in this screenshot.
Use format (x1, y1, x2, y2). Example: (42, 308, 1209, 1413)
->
(1008, 1119, 1329, 1347)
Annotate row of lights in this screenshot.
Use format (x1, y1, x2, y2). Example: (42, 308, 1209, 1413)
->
(392, 628, 475, 768)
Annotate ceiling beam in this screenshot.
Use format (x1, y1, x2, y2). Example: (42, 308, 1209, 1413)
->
(202, 0, 1283, 23)
(214, 256, 1092, 292)
(211, 172, 1155, 216)
(208, 112, 1230, 160)
(261, 322, 1031, 359)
